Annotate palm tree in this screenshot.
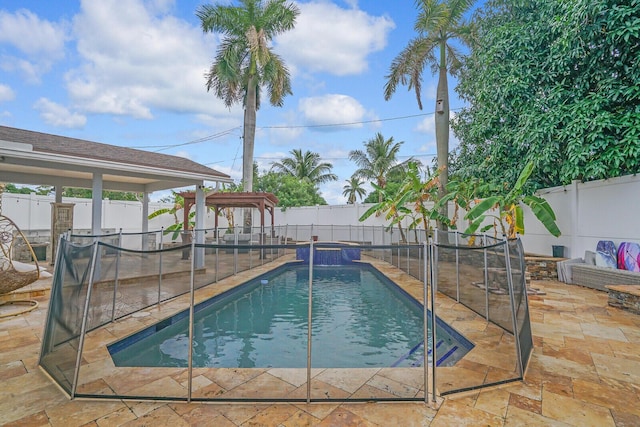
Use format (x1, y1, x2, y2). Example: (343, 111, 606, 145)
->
(197, 0, 299, 228)
(384, 0, 474, 229)
(270, 149, 338, 185)
(342, 176, 366, 204)
(349, 133, 407, 203)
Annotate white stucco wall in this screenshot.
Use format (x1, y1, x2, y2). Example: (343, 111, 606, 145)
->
(3, 173, 639, 258)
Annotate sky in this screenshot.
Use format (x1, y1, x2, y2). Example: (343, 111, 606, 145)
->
(0, 0, 475, 204)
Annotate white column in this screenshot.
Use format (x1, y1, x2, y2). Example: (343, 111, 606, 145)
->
(91, 173, 103, 235)
(55, 184, 63, 203)
(141, 192, 150, 250)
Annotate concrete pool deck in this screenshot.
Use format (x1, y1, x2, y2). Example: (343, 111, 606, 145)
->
(1, 258, 640, 426)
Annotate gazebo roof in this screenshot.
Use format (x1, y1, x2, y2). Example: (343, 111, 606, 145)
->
(196, 191, 278, 208)
(180, 191, 279, 229)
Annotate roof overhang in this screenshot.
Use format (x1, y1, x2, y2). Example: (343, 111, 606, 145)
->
(0, 140, 233, 193)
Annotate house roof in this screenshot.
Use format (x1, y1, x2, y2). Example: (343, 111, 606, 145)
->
(0, 125, 232, 193)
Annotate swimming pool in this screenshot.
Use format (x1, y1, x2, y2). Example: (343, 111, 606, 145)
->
(108, 263, 473, 369)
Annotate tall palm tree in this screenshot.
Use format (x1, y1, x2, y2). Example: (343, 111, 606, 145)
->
(270, 149, 338, 185)
(197, 0, 299, 227)
(384, 0, 474, 229)
(342, 176, 366, 204)
(349, 133, 406, 203)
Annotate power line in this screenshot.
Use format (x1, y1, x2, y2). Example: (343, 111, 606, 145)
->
(253, 153, 436, 161)
(129, 108, 462, 153)
(133, 127, 242, 151)
(259, 112, 435, 129)
(153, 127, 241, 152)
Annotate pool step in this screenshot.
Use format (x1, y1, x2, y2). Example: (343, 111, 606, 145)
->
(393, 338, 464, 368)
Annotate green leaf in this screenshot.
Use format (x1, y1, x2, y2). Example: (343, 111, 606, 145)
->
(358, 204, 381, 222)
(148, 208, 173, 220)
(515, 205, 525, 235)
(465, 196, 500, 221)
(464, 216, 485, 235)
(523, 196, 561, 237)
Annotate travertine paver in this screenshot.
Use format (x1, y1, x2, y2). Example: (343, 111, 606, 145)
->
(2, 264, 640, 426)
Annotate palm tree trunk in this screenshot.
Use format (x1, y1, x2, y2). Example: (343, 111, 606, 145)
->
(435, 44, 449, 231)
(243, 76, 257, 232)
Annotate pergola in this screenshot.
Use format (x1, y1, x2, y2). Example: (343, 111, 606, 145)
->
(180, 191, 279, 231)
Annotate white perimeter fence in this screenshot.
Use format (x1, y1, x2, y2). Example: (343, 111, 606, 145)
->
(3, 173, 639, 260)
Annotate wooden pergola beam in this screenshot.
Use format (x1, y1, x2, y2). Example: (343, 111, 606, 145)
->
(180, 191, 279, 231)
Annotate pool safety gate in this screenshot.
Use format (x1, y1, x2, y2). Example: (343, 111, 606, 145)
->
(39, 226, 533, 404)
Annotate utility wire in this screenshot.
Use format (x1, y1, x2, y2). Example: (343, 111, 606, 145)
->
(259, 112, 435, 129)
(130, 108, 462, 152)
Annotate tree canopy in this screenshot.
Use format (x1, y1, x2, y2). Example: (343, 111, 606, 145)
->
(384, 0, 474, 228)
(2, 184, 141, 201)
(270, 149, 337, 185)
(349, 133, 408, 203)
(255, 171, 327, 209)
(342, 177, 366, 204)
(451, 0, 640, 190)
(197, 0, 299, 227)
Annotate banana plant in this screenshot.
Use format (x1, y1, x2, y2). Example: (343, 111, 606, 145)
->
(359, 183, 408, 243)
(464, 162, 561, 238)
(393, 162, 450, 241)
(147, 191, 198, 240)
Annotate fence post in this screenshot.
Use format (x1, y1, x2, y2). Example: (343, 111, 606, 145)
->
(483, 233, 489, 322)
(158, 227, 163, 305)
(503, 237, 525, 377)
(70, 240, 100, 399)
(422, 240, 429, 403)
(428, 237, 437, 403)
(306, 239, 314, 404)
(110, 229, 122, 322)
(455, 231, 460, 302)
(215, 226, 219, 283)
(432, 229, 438, 294)
(187, 234, 197, 402)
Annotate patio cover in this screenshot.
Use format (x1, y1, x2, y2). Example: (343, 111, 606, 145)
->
(0, 125, 232, 236)
(0, 125, 231, 193)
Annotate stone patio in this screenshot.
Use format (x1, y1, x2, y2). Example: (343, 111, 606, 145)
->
(1, 262, 640, 426)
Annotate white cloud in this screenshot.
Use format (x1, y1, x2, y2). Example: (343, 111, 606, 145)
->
(0, 9, 67, 82)
(320, 180, 349, 205)
(262, 109, 304, 145)
(65, 0, 229, 119)
(415, 111, 459, 156)
(33, 98, 86, 128)
(267, 126, 304, 145)
(276, 2, 394, 76)
(0, 84, 15, 102)
(0, 9, 66, 58)
(0, 111, 12, 123)
(415, 116, 435, 134)
(211, 164, 242, 183)
(173, 150, 191, 160)
(299, 94, 365, 129)
(256, 150, 288, 172)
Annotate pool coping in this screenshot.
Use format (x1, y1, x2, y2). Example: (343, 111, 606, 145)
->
(106, 261, 475, 369)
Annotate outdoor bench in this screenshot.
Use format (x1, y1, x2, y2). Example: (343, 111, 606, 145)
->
(571, 264, 640, 292)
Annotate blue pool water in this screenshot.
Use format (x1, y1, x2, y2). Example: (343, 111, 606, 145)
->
(109, 263, 473, 368)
